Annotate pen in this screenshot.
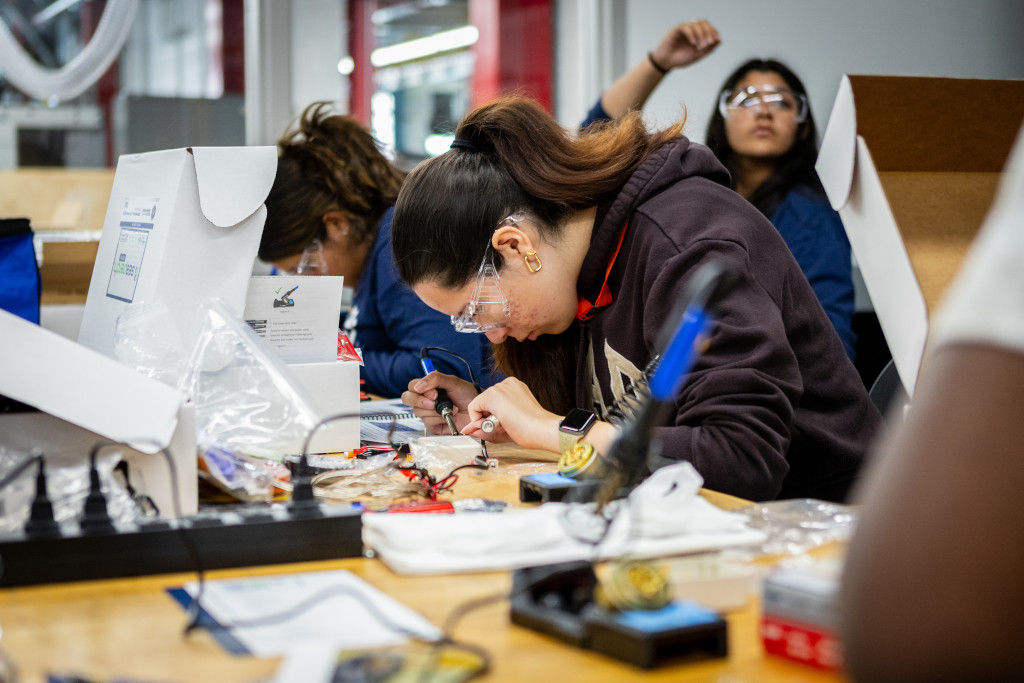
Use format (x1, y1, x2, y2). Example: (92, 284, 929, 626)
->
(419, 353, 459, 436)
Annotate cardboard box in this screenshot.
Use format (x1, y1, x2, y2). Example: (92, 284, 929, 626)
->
(289, 360, 361, 454)
(0, 308, 197, 516)
(817, 75, 1024, 393)
(77, 146, 277, 359)
(0, 168, 114, 232)
(0, 167, 115, 304)
(39, 240, 99, 304)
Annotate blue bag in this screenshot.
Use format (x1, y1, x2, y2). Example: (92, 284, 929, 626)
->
(0, 218, 42, 324)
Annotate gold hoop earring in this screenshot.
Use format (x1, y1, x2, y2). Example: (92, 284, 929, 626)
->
(524, 250, 543, 273)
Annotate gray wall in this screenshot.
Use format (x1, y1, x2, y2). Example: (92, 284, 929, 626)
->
(564, 0, 1024, 142)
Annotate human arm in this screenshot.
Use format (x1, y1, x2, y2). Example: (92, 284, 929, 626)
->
(842, 151, 1024, 681)
(598, 20, 720, 120)
(459, 377, 620, 453)
(841, 345, 1024, 681)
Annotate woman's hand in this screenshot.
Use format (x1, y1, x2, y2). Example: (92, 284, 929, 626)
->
(651, 20, 721, 71)
(461, 377, 562, 452)
(402, 371, 479, 436)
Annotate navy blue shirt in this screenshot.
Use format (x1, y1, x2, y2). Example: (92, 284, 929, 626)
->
(343, 208, 496, 397)
(770, 186, 855, 360)
(583, 99, 856, 360)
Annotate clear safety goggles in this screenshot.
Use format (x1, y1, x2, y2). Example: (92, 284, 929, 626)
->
(718, 85, 808, 123)
(449, 215, 523, 334)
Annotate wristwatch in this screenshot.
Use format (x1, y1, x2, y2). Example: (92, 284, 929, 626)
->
(559, 408, 598, 454)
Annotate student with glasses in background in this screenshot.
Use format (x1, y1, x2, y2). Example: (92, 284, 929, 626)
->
(258, 102, 495, 397)
(393, 95, 879, 502)
(582, 20, 857, 361)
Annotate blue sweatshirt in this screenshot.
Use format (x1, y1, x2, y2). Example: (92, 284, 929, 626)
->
(769, 186, 855, 360)
(583, 99, 856, 360)
(343, 208, 496, 397)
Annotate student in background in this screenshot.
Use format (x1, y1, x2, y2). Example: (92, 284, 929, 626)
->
(259, 102, 493, 397)
(842, 131, 1024, 680)
(583, 21, 856, 360)
(393, 96, 879, 502)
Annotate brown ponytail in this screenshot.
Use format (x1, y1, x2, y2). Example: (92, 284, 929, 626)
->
(259, 102, 405, 261)
(393, 96, 685, 413)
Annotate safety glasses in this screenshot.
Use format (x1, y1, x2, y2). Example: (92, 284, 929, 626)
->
(718, 85, 808, 123)
(449, 214, 525, 333)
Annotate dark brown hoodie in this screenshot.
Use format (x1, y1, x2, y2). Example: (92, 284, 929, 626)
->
(576, 137, 880, 501)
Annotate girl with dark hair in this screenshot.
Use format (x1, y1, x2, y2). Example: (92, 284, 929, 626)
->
(394, 95, 879, 502)
(582, 21, 856, 360)
(259, 102, 494, 397)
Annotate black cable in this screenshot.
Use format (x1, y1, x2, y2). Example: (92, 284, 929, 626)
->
(0, 453, 41, 492)
(420, 346, 482, 393)
(88, 438, 207, 632)
(91, 419, 496, 673)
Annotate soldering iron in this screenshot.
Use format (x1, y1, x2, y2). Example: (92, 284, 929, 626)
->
(419, 348, 459, 435)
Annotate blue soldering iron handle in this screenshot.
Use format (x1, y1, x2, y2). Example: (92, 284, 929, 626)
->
(419, 356, 455, 416)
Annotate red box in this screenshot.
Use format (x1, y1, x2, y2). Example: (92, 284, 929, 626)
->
(761, 614, 843, 671)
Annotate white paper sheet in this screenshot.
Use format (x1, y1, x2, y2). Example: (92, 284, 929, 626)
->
(244, 275, 344, 364)
(184, 569, 441, 657)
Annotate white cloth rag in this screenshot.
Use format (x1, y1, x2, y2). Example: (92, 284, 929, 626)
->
(362, 462, 766, 574)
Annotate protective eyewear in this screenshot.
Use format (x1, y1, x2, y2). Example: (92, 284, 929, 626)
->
(449, 215, 524, 333)
(718, 86, 808, 123)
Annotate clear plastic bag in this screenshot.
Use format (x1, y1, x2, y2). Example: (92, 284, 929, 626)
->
(0, 445, 143, 532)
(199, 446, 285, 502)
(179, 299, 318, 462)
(408, 435, 483, 476)
(113, 300, 186, 387)
(735, 498, 858, 557)
(310, 453, 421, 503)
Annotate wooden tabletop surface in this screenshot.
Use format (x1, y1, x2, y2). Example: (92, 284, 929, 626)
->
(0, 445, 842, 682)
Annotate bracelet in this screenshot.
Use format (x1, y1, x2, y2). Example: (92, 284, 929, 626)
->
(647, 52, 669, 75)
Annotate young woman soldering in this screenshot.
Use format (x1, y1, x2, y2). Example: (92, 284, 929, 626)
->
(393, 96, 879, 502)
(258, 102, 494, 397)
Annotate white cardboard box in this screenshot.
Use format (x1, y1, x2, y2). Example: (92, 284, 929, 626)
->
(78, 146, 277, 358)
(0, 308, 197, 516)
(289, 360, 361, 454)
(816, 75, 1024, 393)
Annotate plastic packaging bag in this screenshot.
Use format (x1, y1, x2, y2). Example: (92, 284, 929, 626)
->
(735, 498, 858, 557)
(179, 299, 318, 462)
(0, 446, 143, 532)
(113, 301, 186, 386)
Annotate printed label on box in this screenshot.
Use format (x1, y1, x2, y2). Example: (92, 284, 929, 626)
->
(105, 196, 159, 303)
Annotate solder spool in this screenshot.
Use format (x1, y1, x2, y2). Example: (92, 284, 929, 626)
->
(595, 559, 672, 612)
(557, 441, 604, 479)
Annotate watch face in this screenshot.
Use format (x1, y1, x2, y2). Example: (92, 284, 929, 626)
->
(561, 408, 597, 434)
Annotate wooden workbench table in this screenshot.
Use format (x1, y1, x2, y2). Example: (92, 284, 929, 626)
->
(0, 446, 840, 682)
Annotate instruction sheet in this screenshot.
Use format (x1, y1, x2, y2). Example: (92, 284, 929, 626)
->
(183, 569, 440, 657)
(244, 275, 343, 363)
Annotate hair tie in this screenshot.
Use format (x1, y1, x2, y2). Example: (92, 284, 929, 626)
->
(647, 52, 669, 75)
(450, 138, 478, 152)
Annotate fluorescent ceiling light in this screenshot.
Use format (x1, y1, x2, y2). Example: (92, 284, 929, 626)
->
(370, 25, 478, 68)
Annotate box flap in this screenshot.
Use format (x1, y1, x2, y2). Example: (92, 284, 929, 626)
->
(191, 146, 277, 228)
(0, 309, 183, 452)
(818, 75, 1024, 210)
(817, 76, 858, 210)
(844, 75, 1024, 173)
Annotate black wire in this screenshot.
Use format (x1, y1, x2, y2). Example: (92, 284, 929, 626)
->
(0, 452, 41, 492)
(421, 346, 482, 393)
(88, 438, 208, 632)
